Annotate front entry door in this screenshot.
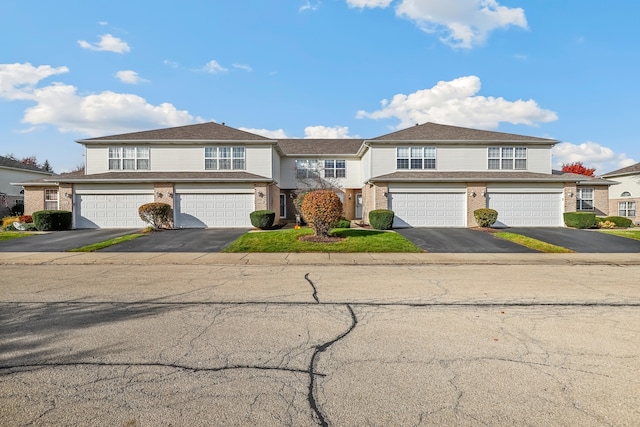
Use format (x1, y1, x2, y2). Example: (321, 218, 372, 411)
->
(355, 193, 363, 219)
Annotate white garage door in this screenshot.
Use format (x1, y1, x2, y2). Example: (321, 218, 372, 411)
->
(175, 193, 254, 228)
(389, 193, 466, 227)
(487, 193, 562, 226)
(76, 194, 153, 228)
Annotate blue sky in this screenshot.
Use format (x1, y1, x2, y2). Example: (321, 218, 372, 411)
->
(1, 0, 639, 174)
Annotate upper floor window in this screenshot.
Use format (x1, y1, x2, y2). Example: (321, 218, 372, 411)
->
(397, 147, 436, 170)
(621, 191, 632, 197)
(44, 189, 58, 210)
(109, 147, 149, 170)
(576, 188, 594, 211)
(488, 147, 527, 170)
(296, 159, 319, 179)
(618, 201, 636, 217)
(324, 160, 346, 178)
(205, 146, 245, 170)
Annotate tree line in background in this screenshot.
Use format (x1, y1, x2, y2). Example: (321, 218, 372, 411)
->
(3, 154, 85, 175)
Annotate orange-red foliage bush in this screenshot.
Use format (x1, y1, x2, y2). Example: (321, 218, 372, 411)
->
(300, 190, 343, 237)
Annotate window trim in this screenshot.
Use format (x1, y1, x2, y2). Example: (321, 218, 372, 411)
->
(44, 188, 59, 210)
(205, 146, 246, 170)
(396, 146, 436, 170)
(323, 159, 346, 178)
(618, 201, 636, 217)
(108, 146, 150, 171)
(488, 146, 527, 170)
(295, 159, 320, 179)
(576, 187, 594, 211)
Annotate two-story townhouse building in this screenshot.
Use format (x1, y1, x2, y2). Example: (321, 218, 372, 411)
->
(18, 121, 612, 228)
(1, 155, 54, 217)
(602, 162, 640, 225)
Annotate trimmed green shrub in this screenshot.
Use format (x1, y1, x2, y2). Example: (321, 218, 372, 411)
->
(602, 216, 633, 228)
(369, 209, 394, 230)
(32, 210, 72, 231)
(333, 217, 351, 228)
(474, 208, 498, 227)
(563, 212, 597, 229)
(138, 203, 173, 229)
(301, 190, 343, 237)
(250, 210, 275, 229)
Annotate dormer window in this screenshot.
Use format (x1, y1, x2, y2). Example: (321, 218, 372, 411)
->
(109, 147, 149, 170)
(488, 147, 526, 170)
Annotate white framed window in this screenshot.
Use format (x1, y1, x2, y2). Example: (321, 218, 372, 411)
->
(618, 201, 636, 217)
(396, 147, 436, 170)
(576, 188, 594, 211)
(44, 189, 58, 210)
(205, 146, 245, 170)
(488, 147, 527, 170)
(324, 160, 346, 178)
(109, 147, 150, 170)
(296, 159, 319, 178)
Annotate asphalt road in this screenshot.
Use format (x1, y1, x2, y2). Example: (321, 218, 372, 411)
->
(508, 227, 640, 253)
(1, 260, 638, 426)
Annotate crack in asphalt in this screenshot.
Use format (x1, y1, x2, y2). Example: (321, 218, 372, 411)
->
(308, 304, 358, 427)
(304, 273, 320, 304)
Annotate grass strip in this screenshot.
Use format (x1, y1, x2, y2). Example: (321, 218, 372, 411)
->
(68, 233, 145, 252)
(0, 231, 34, 241)
(598, 230, 640, 241)
(223, 228, 423, 253)
(493, 232, 574, 253)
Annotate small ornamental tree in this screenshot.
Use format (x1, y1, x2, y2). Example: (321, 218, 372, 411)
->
(138, 202, 173, 230)
(561, 162, 596, 177)
(300, 190, 343, 237)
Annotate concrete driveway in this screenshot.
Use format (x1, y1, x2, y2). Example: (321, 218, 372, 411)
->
(396, 227, 537, 253)
(508, 227, 640, 253)
(99, 228, 249, 252)
(0, 229, 135, 252)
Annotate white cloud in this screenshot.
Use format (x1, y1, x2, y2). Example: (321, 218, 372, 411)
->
(115, 70, 147, 84)
(304, 125, 357, 138)
(0, 62, 198, 137)
(347, 0, 527, 48)
(202, 60, 228, 73)
(552, 142, 636, 175)
(356, 75, 557, 130)
(232, 63, 253, 72)
(239, 128, 289, 139)
(347, 0, 393, 8)
(300, 0, 321, 12)
(98, 21, 108, 26)
(164, 59, 179, 69)
(77, 34, 130, 53)
(0, 62, 69, 100)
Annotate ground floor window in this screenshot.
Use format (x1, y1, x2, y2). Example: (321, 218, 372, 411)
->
(576, 188, 593, 211)
(44, 189, 59, 210)
(618, 201, 636, 217)
(280, 194, 286, 218)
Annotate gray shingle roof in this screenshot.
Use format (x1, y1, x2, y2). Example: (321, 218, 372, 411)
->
(79, 122, 272, 142)
(602, 162, 640, 177)
(276, 139, 364, 155)
(0, 155, 50, 173)
(50, 171, 271, 183)
(370, 171, 613, 184)
(371, 122, 558, 143)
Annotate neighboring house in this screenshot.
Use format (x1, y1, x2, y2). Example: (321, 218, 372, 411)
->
(602, 162, 640, 225)
(17, 122, 613, 228)
(1, 155, 53, 216)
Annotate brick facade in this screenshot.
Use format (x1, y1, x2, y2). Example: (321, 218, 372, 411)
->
(466, 184, 487, 227)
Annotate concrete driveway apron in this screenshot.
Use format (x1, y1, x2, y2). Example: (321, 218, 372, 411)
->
(0, 229, 136, 252)
(396, 228, 537, 253)
(507, 227, 640, 253)
(99, 228, 249, 252)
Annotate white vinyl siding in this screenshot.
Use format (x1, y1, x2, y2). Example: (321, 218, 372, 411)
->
(389, 192, 466, 227)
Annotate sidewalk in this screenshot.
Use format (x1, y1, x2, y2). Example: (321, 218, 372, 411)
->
(1, 251, 639, 266)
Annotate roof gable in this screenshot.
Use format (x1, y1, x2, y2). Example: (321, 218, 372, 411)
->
(371, 122, 557, 143)
(79, 122, 271, 142)
(602, 162, 640, 177)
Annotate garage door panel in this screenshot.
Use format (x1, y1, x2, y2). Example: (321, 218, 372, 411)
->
(76, 194, 152, 228)
(488, 193, 562, 227)
(390, 193, 465, 227)
(176, 193, 253, 228)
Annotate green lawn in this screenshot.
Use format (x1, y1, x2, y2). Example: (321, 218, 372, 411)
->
(599, 229, 640, 240)
(68, 233, 145, 252)
(493, 232, 574, 253)
(0, 231, 34, 241)
(222, 228, 423, 253)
